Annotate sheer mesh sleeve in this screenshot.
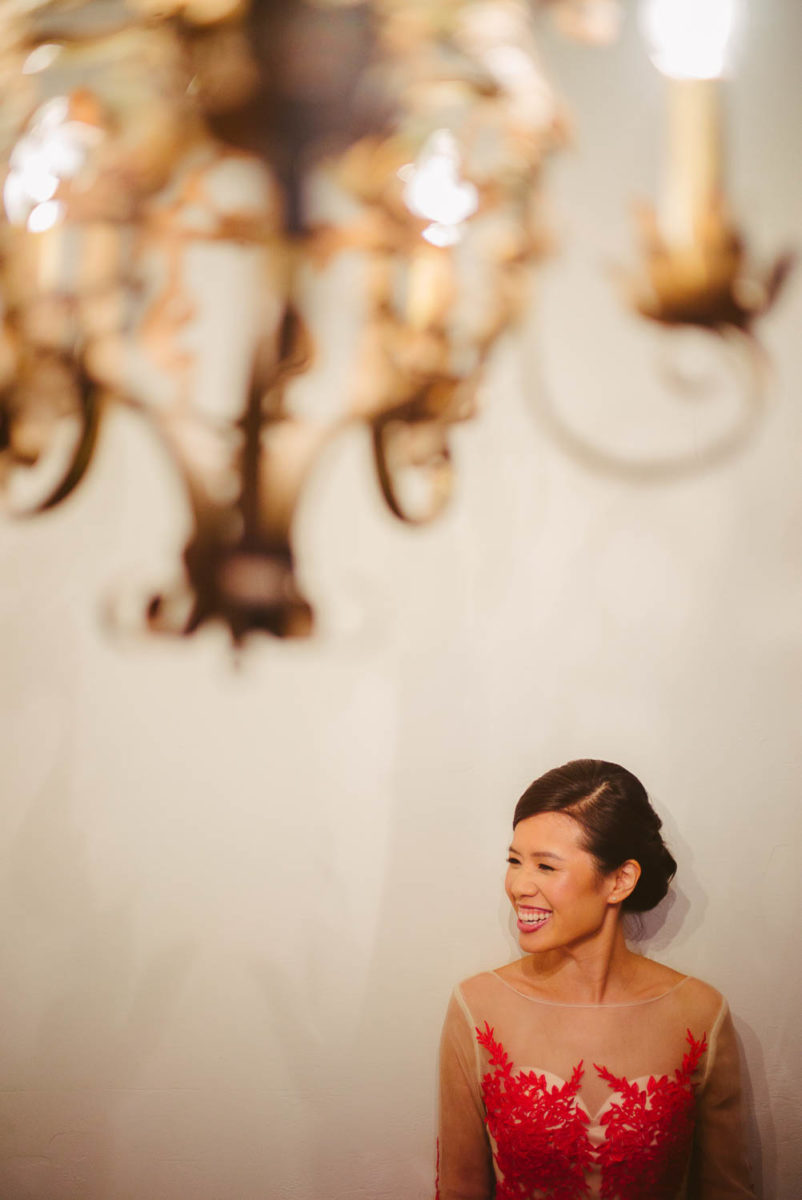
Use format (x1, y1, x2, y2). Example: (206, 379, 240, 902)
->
(689, 1001, 758, 1199)
(436, 988, 495, 1200)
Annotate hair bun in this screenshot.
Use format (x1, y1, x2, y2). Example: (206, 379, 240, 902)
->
(624, 838, 677, 913)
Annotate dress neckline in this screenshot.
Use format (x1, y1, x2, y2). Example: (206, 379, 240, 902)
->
(488, 968, 691, 1009)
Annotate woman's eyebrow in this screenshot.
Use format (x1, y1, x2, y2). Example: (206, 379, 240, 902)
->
(508, 846, 566, 861)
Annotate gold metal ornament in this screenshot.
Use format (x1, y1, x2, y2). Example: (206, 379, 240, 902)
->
(0, 0, 572, 642)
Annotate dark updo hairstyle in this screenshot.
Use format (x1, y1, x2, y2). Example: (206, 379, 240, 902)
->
(513, 759, 677, 913)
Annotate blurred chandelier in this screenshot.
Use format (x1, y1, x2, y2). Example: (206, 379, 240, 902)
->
(0, 0, 790, 643)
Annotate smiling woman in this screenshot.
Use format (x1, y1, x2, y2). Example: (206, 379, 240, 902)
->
(435, 759, 757, 1200)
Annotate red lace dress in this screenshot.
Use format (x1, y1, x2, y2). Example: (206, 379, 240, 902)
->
(435, 970, 756, 1200)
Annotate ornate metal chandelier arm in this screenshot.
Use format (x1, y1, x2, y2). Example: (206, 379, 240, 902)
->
(372, 413, 455, 525)
(0, 342, 104, 517)
(367, 355, 483, 526)
(31, 358, 102, 512)
(530, 324, 771, 485)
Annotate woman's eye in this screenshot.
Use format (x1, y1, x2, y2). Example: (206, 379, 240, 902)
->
(537, 863, 555, 872)
(506, 856, 521, 866)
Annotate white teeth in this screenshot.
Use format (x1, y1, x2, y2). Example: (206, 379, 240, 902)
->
(518, 909, 550, 926)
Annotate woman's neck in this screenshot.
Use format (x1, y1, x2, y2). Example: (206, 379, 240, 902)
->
(518, 920, 642, 1005)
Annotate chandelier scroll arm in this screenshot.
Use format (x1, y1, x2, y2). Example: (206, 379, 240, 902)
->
(371, 414, 454, 526)
(33, 357, 103, 513)
(369, 366, 482, 525)
(0, 342, 105, 517)
(531, 323, 771, 484)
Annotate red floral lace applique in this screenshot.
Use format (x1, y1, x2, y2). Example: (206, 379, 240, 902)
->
(435, 1136, 440, 1200)
(594, 1030, 707, 1200)
(474, 1025, 707, 1200)
(476, 1022, 593, 1200)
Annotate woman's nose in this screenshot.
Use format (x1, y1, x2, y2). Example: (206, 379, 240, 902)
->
(513, 870, 539, 898)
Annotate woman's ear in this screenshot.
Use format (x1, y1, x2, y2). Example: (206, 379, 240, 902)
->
(608, 859, 641, 905)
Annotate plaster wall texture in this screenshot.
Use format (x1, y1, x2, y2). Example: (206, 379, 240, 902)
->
(1, 4, 801, 1198)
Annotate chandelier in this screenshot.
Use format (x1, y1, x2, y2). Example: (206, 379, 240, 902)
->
(0, 0, 790, 643)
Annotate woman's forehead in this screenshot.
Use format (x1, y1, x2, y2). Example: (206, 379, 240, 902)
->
(511, 811, 586, 851)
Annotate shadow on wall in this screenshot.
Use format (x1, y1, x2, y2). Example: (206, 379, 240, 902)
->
(249, 958, 351, 1197)
(633, 817, 770, 1196)
(736, 1016, 774, 1199)
(629, 810, 707, 954)
(0, 757, 197, 1200)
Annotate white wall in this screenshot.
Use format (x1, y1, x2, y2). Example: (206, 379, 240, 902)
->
(1, 3, 801, 1197)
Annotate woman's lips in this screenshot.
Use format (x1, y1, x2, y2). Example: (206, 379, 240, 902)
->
(516, 907, 552, 933)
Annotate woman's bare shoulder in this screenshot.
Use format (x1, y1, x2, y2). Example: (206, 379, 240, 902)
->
(636, 957, 725, 1010)
(630, 955, 687, 995)
(453, 960, 524, 1006)
(455, 964, 503, 991)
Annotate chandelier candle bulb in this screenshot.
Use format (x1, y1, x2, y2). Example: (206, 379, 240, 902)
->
(627, 0, 789, 340)
(406, 245, 455, 333)
(661, 77, 723, 248)
(640, 0, 738, 249)
(32, 225, 64, 295)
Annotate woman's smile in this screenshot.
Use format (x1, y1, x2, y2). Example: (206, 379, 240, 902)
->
(515, 905, 552, 933)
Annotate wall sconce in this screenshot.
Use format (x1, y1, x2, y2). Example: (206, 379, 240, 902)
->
(532, 0, 792, 482)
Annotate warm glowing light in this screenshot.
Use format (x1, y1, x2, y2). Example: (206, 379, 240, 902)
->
(640, 0, 737, 79)
(400, 129, 479, 244)
(3, 96, 104, 227)
(421, 223, 462, 248)
(27, 199, 64, 233)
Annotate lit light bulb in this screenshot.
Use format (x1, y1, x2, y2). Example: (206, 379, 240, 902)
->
(643, 0, 738, 248)
(640, 0, 737, 80)
(400, 129, 479, 246)
(27, 199, 65, 233)
(3, 96, 104, 229)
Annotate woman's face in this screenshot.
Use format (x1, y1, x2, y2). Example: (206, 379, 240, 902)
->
(505, 811, 622, 952)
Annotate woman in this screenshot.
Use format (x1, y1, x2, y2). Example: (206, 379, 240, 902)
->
(436, 759, 757, 1200)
